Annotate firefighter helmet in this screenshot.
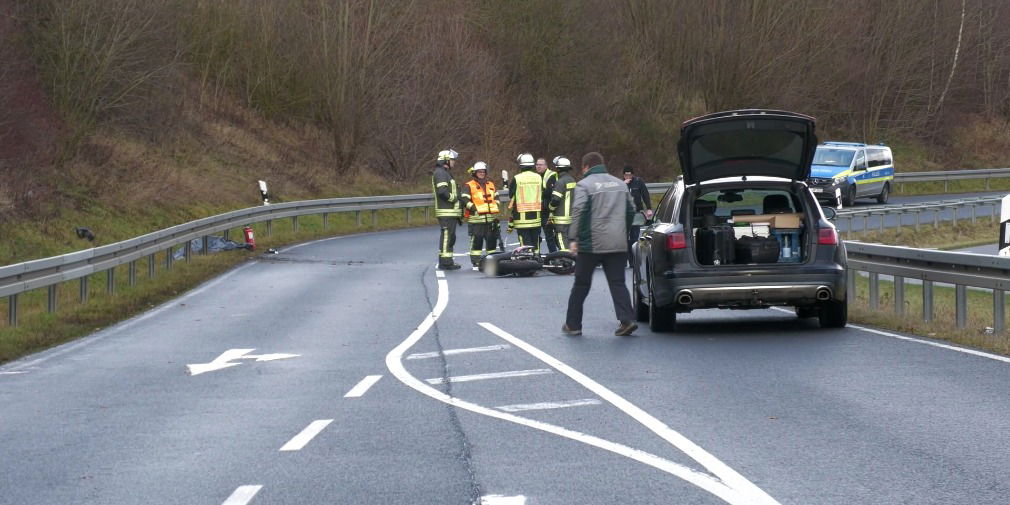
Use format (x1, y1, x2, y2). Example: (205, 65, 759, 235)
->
(437, 149, 459, 162)
(516, 153, 535, 167)
(553, 156, 572, 169)
(468, 161, 488, 174)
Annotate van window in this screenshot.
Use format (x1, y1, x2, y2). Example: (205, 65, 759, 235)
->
(813, 148, 855, 167)
(854, 152, 867, 171)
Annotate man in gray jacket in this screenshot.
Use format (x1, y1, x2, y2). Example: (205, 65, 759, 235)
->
(563, 152, 638, 336)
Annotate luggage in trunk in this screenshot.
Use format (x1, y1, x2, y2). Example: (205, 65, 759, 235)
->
(696, 226, 735, 265)
(735, 235, 781, 263)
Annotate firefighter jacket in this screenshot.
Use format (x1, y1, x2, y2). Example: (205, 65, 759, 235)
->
(508, 169, 543, 229)
(431, 165, 462, 218)
(541, 168, 557, 211)
(461, 179, 500, 224)
(548, 171, 577, 225)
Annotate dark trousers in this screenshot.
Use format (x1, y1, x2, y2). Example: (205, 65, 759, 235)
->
(437, 217, 458, 260)
(516, 227, 541, 253)
(467, 222, 498, 265)
(565, 252, 635, 329)
(554, 223, 571, 251)
(542, 216, 559, 253)
(627, 225, 641, 266)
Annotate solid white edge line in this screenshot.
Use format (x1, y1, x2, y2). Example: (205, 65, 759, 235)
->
(425, 369, 553, 385)
(479, 322, 780, 505)
(383, 273, 772, 505)
(344, 375, 383, 397)
(279, 419, 334, 451)
(496, 399, 602, 412)
(406, 344, 510, 360)
(768, 306, 1010, 364)
(221, 485, 263, 505)
(481, 495, 527, 505)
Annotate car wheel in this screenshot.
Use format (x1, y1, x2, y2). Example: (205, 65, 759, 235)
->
(818, 300, 847, 328)
(842, 185, 856, 207)
(648, 284, 676, 332)
(876, 183, 890, 204)
(795, 306, 817, 319)
(634, 278, 649, 322)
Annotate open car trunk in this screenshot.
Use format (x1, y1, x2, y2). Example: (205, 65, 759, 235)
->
(688, 184, 811, 267)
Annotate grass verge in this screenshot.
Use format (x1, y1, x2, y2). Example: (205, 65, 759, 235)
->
(0, 208, 434, 365)
(841, 217, 998, 250)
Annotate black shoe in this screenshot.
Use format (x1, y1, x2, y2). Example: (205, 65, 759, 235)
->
(562, 324, 582, 336)
(614, 322, 638, 336)
(437, 259, 461, 270)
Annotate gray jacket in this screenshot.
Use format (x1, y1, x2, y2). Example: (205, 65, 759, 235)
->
(569, 165, 635, 254)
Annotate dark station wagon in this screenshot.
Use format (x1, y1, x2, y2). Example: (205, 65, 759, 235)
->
(632, 109, 848, 331)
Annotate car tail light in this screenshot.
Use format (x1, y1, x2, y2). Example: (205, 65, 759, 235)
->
(667, 232, 686, 250)
(817, 227, 838, 245)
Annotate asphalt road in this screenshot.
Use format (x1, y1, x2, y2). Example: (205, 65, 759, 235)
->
(3, 226, 1010, 504)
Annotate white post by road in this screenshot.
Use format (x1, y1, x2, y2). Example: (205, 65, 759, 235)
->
(1000, 194, 1010, 256)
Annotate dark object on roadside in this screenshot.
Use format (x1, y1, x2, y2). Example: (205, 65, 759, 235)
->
(267, 248, 278, 254)
(172, 236, 252, 260)
(734, 235, 781, 263)
(75, 227, 95, 241)
(479, 246, 576, 277)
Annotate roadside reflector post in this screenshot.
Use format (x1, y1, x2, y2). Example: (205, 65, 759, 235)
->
(7, 294, 17, 327)
(869, 272, 879, 310)
(80, 276, 89, 303)
(129, 260, 137, 287)
(107, 268, 116, 294)
(955, 285, 967, 328)
(923, 281, 934, 323)
(999, 195, 1010, 257)
(994, 290, 1005, 334)
(47, 285, 57, 314)
(894, 276, 905, 316)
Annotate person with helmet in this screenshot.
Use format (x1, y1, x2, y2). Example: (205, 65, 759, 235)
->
(547, 156, 576, 251)
(536, 157, 560, 253)
(432, 149, 463, 270)
(508, 153, 544, 253)
(460, 161, 501, 269)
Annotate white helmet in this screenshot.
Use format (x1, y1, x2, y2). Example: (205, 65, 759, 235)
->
(468, 161, 488, 174)
(553, 156, 571, 169)
(516, 153, 535, 167)
(437, 149, 459, 162)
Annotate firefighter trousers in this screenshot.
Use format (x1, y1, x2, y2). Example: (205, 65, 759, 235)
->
(554, 223, 571, 251)
(542, 217, 560, 253)
(515, 227, 541, 254)
(468, 222, 499, 266)
(437, 217, 458, 261)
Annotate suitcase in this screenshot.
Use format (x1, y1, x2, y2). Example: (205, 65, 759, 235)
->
(735, 235, 781, 263)
(696, 226, 735, 265)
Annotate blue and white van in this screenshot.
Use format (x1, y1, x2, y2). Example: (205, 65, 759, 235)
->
(806, 142, 894, 206)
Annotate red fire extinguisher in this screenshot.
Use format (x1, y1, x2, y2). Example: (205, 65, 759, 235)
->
(243, 225, 256, 251)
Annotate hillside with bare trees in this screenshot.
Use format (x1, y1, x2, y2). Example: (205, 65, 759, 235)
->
(2, 0, 1010, 242)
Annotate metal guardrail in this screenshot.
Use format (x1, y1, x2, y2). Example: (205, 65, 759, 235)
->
(846, 242, 1009, 333)
(835, 196, 1003, 235)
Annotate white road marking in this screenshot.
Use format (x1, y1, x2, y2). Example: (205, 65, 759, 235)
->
(279, 420, 333, 451)
(769, 306, 1010, 364)
(344, 375, 383, 397)
(384, 272, 781, 505)
(221, 485, 262, 505)
(0, 371, 28, 375)
(435, 270, 445, 278)
(480, 495, 527, 505)
(426, 369, 553, 385)
(406, 344, 510, 360)
(187, 349, 300, 376)
(496, 399, 602, 412)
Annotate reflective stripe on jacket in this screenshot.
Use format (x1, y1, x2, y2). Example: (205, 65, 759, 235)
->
(432, 166, 462, 218)
(462, 179, 500, 223)
(509, 170, 542, 228)
(549, 172, 576, 225)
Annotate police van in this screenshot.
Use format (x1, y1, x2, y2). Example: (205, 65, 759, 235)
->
(806, 142, 894, 207)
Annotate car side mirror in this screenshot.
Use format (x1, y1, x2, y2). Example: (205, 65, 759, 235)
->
(822, 206, 837, 220)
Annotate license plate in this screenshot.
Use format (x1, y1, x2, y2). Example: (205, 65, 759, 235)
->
(811, 188, 823, 193)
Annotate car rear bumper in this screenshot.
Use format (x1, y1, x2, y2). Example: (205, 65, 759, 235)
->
(660, 266, 846, 309)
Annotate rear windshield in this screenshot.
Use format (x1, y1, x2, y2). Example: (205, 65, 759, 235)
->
(695, 188, 799, 221)
(813, 148, 855, 167)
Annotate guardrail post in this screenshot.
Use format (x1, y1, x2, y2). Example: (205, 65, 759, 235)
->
(878, 213, 886, 233)
(933, 209, 940, 229)
(266, 220, 272, 237)
(184, 241, 192, 262)
(842, 216, 851, 238)
(356, 211, 362, 227)
(971, 204, 977, 224)
(7, 294, 17, 327)
(923, 281, 934, 323)
(323, 213, 329, 230)
(944, 179, 949, 192)
(955, 285, 967, 328)
(894, 276, 905, 316)
(48, 285, 57, 314)
(847, 267, 856, 303)
(406, 208, 411, 224)
(914, 209, 920, 231)
(107, 268, 116, 294)
(129, 260, 137, 287)
(201, 236, 209, 255)
(80, 277, 89, 303)
(995, 290, 1005, 334)
(861, 215, 868, 236)
(223, 228, 230, 241)
(371, 210, 378, 227)
(992, 203, 998, 223)
(292, 216, 299, 232)
(165, 248, 173, 271)
(148, 254, 156, 278)
(424, 207, 430, 222)
(869, 273, 879, 309)
(986, 177, 990, 191)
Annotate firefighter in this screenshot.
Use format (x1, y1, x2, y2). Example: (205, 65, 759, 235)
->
(508, 153, 543, 253)
(432, 149, 462, 270)
(537, 157, 559, 253)
(547, 156, 576, 251)
(460, 161, 501, 269)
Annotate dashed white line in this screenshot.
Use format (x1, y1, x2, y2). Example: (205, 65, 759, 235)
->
(221, 485, 262, 505)
(279, 420, 333, 452)
(0, 371, 28, 375)
(496, 399, 602, 412)
(425, 369, 553, 385)
(481, 495, 527, 505)
(435, 270, 445, 278)
(406, 344, 510, 360)
(344, 375, 383, 397)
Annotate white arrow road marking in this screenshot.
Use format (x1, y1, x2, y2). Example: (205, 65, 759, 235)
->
(221, 485, 262, 505)
(280, 420, 333, 451)
(426, 369, 553, 385)
(480, 495, 526, 505)
(385, 272, 782, 505)
(187, 349, 300, 376)
(344, 375, 383, 397)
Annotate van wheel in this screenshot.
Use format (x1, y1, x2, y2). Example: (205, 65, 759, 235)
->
(818, 300, 847, 328)
(876, 183, 890, 204)
(648, 287, 676, 332)
(842, 185, 856, 207)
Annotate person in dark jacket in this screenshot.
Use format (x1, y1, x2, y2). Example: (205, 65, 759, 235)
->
(431, 149, 463, 270)
(537, 157, 559, 253)
(623, 165, 653, 267)
(563, 152, 637, 337)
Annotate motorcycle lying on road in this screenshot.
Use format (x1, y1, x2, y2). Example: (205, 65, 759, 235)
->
(478, 245, 576, 277)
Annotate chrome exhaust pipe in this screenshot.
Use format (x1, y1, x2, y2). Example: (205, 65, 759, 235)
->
(815, 287, 832, 301)
(677, 290, 694, 305)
